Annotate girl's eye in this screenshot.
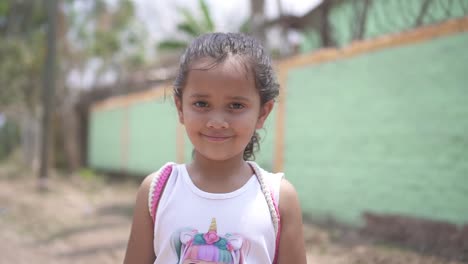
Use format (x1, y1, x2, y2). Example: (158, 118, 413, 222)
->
(229, 103, 245, 110)
(193, 101, 208, 108)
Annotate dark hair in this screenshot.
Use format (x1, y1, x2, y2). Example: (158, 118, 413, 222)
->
(174, 32, 279, 160)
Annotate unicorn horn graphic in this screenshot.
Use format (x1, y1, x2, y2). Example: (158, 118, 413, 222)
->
(208, 217, 217, 232)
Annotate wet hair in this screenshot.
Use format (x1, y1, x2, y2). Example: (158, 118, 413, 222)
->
(174, 32, 279, 160)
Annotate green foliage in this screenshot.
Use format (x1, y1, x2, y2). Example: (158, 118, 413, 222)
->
(0, 0, 148, 111)
(0, 119, 20, 161)
(0, 1, 46, 111)
(157, 0, 216, 51)
(158, 40, 188, 51)
(199, 0, 214, 32)
(239, 18, 251, 33)
(71, 0, 148, 73)
(0, 1, 9, 16)
(78, 167, 98, 180)
(177, 21, 200, 37)
(127, 53, 145, 69)
(92, 31, 120, 57)
(178, 7, 204, 36)
(93, 0, 107, 17)
(114, 0, 135, 30)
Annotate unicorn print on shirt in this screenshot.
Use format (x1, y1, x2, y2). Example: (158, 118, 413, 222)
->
(171, 218, 250, 264)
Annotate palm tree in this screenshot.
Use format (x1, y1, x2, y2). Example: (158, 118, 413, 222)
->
(157, 0, 215, 51)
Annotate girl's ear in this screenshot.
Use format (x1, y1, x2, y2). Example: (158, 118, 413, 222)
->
(174, 96, 184, 124)
(256, 100, 274, 129)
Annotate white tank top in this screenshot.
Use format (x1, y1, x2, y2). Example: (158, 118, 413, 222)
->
(151, 163, 283, 264)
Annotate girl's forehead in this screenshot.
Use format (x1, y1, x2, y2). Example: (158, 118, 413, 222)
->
(190, 57, 253, 80)
(185, 58, 257, 96)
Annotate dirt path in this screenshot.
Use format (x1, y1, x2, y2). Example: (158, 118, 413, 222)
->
(0, 165, 464, 264)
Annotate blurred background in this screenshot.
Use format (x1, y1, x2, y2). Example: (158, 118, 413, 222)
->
(1, 0, 468, 263)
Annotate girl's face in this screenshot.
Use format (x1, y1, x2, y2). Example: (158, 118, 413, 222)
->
(175, 58, 273, 162)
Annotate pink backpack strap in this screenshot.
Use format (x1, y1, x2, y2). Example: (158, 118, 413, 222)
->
(247, 161, 282, 264)
(148, 163, 175, 223)
(270, 186, 281, 264)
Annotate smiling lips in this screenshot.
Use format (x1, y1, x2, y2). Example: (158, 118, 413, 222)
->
(201, 133, 232, 142)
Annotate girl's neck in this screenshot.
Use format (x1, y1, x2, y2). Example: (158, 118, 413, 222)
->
(186, 152, 253, 192)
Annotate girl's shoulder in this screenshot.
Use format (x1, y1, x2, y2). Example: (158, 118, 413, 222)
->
(144, 162, 185, 184)
(140, 162, 179, 192)
(259, 166, 284, 186)
(145, 162, 180, 216)
(250, 161, 283, 177)
(247, 161, 285, 204)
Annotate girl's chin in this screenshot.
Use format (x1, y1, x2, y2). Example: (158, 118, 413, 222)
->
(194, 150, 244, 162)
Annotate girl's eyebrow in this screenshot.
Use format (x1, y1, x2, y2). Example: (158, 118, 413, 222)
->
(228, 95, 250, 102)
(189, 94, 250, 102)
(189, 93, 210, 98)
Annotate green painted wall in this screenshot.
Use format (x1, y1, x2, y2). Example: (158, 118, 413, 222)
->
(126, 98, 178, 174)
(88, 97, 179, 174)
(286, 33, 468, 226)
(88, 108, 125, 171)
(255, 107, 277, 171)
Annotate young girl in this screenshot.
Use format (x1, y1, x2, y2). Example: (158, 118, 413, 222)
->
(124, 32, 307, 264)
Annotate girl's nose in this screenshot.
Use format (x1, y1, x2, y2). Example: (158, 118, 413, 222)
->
(206, 114, 229, 129)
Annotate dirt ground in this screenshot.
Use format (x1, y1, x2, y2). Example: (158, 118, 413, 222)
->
(0, 162, 465, 264)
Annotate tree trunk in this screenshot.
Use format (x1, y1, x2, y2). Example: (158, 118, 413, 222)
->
(39, 0, 58, 189)
(55, 0, 81, 172)
(250, 0, 266, 44)
(21, 112, 41, 172)
(319, 0, 335, 47)
(60, 101, 81, 171)
(414, 0, 433, 27)
(276, 0, 293, 56)
(353, 0, 372, 41)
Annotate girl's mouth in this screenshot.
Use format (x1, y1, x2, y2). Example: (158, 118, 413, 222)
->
(201, 134, 232, 142)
